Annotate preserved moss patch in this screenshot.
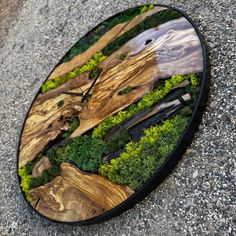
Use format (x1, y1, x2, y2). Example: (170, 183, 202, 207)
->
(99, 115, 189, 190)
(89, 67, 102, 80)
(118, 86, 134, 95)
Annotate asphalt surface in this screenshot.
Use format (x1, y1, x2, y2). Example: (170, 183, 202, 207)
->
(0, 0, 235, 235)
(0, 0, 27, 48)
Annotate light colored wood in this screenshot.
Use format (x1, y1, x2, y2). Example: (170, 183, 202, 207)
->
(35, 72, 90, 106)
(32, 156, 51, 178)
(48, 7, 165, 80)
(19, 90, 84, 167)
(30, 163, 134, 222)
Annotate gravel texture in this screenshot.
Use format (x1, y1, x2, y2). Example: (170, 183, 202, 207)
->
(0, 0, 27, 48)
(0, 0, 235, 235)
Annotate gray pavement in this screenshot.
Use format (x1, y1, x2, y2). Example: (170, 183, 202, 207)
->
(0, 0, 235, 235)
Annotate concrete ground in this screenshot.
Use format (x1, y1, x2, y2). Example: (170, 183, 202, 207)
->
(0, 0, 235, 235)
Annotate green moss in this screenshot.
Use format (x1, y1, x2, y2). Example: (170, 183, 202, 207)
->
(99, 115, 189, 190)
(89, 67, 102, 80)
(69, 118, 80, 133)
(29, 165, 61, 189)
(66, 136, 105, 172)
(179, 106, 193, 117)
(118, 86, 134, 95)
(140, 5, 149, 14)
(48, 136, 103, 173)
(119, 52, 128, 61)
(104, 130, 131, 155)
(18, 166, 33, 202)
(185, 73, 202, 104)
(92, 74, 187, 139)
(190, 73, 199, 87)
(41, 52, 107, 93)
(47, 146, 68, 165)
(57, 100, 64, 108)
(149, 4, 155, 10)
(140, 4, 155, 14)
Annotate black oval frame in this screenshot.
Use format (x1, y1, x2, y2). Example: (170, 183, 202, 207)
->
(16, 4, 210, 226)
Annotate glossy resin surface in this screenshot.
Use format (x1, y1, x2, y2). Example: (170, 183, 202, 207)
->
(18, 4, 207, 224)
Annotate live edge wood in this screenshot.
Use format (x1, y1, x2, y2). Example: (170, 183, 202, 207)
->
(30, 163, 134, 222)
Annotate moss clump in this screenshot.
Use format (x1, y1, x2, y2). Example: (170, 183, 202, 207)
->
(190, 73, 200, 87)
(99, 115, 189, 190)
(89, 67, 102, 80)
(29, 165, 61, 189)
(18, 166, 33, 202)
(92, 74, 187, 139)
(69, 118, 80, 133)
(179, 106, 193, 117)
(140, 5, 149, 14)
(66, 136, 105, 172)
(61, 118, 80, 139)
(119, 53, 128, 61)
(149, 4, 155, 10)
(118, 86, 134, 95)
(48, 131, 131, 173)
(185, 73, 202, 104)
(104, 130, 131, 155)
(57, 100, 64, 108)
(140, 4, 154, 14)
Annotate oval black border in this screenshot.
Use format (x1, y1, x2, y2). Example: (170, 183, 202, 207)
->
(16, 4, 210, 226)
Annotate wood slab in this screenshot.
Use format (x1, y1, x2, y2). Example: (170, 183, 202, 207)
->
(30, 163, 134, 222)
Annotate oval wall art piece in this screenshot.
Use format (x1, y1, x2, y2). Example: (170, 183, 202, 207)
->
(18, 4, 208, 225)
